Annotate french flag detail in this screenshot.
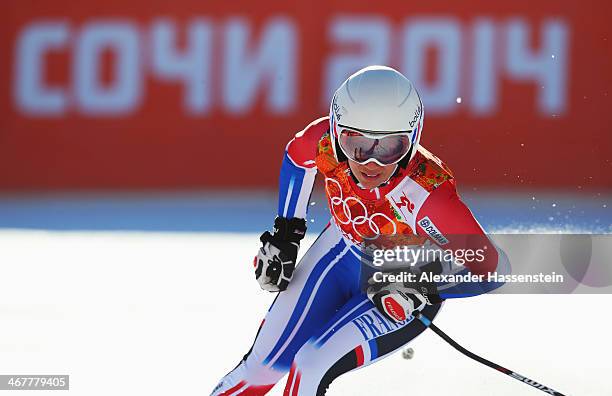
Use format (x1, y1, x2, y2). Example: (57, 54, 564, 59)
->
(355, 345, 365, 366)
(411, 118, 421, 145)
(286, 141, 317, 170)
(219, 381, 274, 396)
(218, 381, 246, 396)
(283, 363, 302, 396)
(277, 117, 327, 219)
(278, 153, 316, 219)
(285, 117, 328, 169)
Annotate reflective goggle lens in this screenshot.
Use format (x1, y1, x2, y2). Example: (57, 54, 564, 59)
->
(338, 128, 412, 165)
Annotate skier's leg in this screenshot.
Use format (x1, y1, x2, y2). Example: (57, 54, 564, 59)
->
(210, 224, 359, 395)
(283, 294, 442, 395)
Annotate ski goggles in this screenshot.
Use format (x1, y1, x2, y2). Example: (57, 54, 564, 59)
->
(337, 126, 413, 166)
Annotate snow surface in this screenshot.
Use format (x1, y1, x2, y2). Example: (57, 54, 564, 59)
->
(0, 230, 610, 395)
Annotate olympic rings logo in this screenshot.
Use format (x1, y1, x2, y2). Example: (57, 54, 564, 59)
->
(325, 178, 397, 240)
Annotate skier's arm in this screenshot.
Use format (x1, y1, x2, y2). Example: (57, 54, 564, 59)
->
(415, 181, 506, 298)
(254, 118, 327, 292)
(277, 117, 327, 219)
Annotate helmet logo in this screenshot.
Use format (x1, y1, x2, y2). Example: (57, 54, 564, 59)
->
(332, 96, 344, 121)
(408, 105, 423, 128)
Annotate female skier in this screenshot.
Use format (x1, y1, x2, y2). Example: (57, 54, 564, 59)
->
(211, 65, 502, 395)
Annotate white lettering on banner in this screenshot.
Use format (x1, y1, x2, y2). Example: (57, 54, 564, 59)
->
(324, 17, 390, 106)
(14, 21, 69, 115)
(402, 18, 461, 114)
(74, 21, 142, 115)
(11, 17, 569, 118)
(325, 17, 569, 116)
(505, 19, 569, 114)
(471, 19, 497, 115)
(222, 17, 297, 114)
(151, 19, 213, 115)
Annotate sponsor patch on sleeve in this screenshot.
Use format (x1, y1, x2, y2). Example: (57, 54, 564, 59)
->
(417, 216, 449, 245)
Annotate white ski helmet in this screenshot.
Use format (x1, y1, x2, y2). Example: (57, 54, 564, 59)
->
(329, 65, 424, 166)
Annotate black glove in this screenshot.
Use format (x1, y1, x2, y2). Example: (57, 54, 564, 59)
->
(254, 216, 306, 292)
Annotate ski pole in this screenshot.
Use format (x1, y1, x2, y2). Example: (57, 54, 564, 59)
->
(416, 313, 567, 396)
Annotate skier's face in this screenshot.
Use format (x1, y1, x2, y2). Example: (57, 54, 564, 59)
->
(348, 159, 397, 189)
